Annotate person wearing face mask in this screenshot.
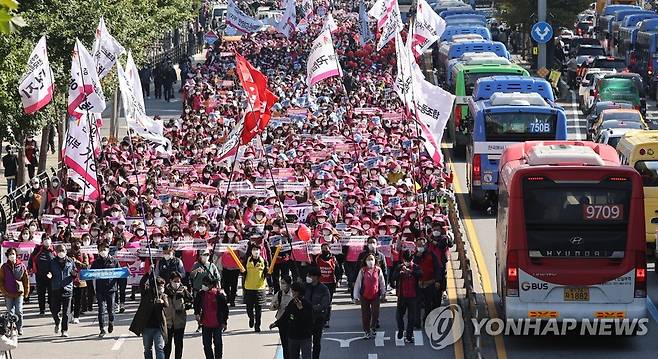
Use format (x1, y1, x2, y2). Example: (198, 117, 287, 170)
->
(269, 281, 313, 359)
(91, 243, 120, 337)
(157, 246, 185, 284)
(313, 243, 337, 327)
(243, 244, 268, 333)
(413, 237, 442, 328)
(193, 276, 229, 359)
(353, 253, 387, 340)
(218, 227, 241, 307)
(130, 274, 169, 359)
(68, 241, 90, 324)
(48, 244, 75, 337)
(391, 250, 421, 343)
(0, 248, 29, 335)
(356, 237, 387, 282)
(270, 275, 294, 359)
(303, 267, 331, 359)
(28, 236, 54, 316)
(164, 272, 192, 359)
(191, 249, 220, 301)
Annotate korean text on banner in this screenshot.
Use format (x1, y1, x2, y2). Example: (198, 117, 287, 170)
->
(306, 30, 343, 87)
(18, 36, 54, 114)
(63, 115, 101, 200)
(226, 0, 265, 34)
(92, 16, 125, 79)
(80, 268, 130, 281)
(67, 38, 106, 118)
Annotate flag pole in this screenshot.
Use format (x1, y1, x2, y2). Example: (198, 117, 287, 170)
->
(210, 145, 241, 266)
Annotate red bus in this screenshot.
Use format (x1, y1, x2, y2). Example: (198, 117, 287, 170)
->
(496, 141, 647, 321)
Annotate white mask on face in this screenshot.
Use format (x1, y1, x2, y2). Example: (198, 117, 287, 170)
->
(57, 252, 66, 259)
(432, 230, 441, 237)
(164, 254, 173, 260)
(305, 276, 313, 284)
(251, 249, 260, 258)
(29, 225, 37, 232)
(227, 232, 236, 239)
(22, 234, 30, 240)
(43, 239, 51, 247)
(99, 250, 109, 258)
(367, 243, 376, 251)
(366, 259, 375, 268)
(201, 285, 209, 291)
(172, 282, 181, 289)
(7, 254, 16, 262)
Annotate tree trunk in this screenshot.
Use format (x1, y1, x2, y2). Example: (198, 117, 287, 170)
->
(16, 133, 25, 187)
(38, 125, 50, 173)
(110, 87, 119, 141)
(58, 115, 64, 165)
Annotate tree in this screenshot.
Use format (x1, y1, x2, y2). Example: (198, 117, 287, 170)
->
(497, 0, 591, 32)
(0, 0, 195, 185)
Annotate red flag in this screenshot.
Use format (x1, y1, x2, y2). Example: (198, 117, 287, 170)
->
(259, 89, 279, 131)
(235, 51, 267, 113)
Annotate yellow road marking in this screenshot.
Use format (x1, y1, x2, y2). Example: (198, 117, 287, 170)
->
(447, 259, 464, 359)
(448, 158, 508, 359)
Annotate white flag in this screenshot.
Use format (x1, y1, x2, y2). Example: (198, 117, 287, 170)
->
(92, 17, 125, 79)
(368, 0, 388, 20)
(301, 0, 314, 18)
(68, 38, 106, 118)
(359, 0, 374, 46)
(117, 54, 170, 150)
(276, 0, 297, 38)
(394, 32, 414, 112)
(375, 0, 403, 51)
(63, 115, 100, 200)
(18, 36, 54, 114)
(306, 30, 343, 87)
(412, 66, 455, 164)
(411, 0, 446, 57)
(226, 0, 265, 34)
(322, 13, 338, 33)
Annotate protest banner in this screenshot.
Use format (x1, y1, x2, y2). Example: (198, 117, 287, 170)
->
(80, 268, 130, 280)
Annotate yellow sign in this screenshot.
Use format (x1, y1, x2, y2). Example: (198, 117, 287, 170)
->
(533, 46, 538, 55)
(549, 70, 561, 87)
(536, 67, 550, 78)
(595, 311, 625, 319)
(528, 311, 559, 318)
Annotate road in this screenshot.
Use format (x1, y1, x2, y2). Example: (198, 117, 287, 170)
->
(448, 91, 658, 359)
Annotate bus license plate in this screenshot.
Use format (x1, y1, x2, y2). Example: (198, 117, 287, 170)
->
(564, 287, 589, 301)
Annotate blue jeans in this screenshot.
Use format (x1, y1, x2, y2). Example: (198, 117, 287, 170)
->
(202, 327, 223, 359)
(142, 327, 165, 359)
(5, 296, 23, 331)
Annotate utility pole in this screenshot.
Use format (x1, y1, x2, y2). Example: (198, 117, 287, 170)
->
(538, 0, 547, 69)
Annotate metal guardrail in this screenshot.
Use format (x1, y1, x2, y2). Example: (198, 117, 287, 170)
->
(446, 191, 483, 359)
(0, 163, 62, 234)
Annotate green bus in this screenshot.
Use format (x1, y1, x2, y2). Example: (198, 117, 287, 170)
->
(449, 59, 530, 155)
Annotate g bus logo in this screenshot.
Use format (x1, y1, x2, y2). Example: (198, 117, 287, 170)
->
(521, 282, 549, 291)
(424, 304, 464, 350)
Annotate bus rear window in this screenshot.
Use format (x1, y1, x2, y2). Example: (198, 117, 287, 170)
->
(522, 179, 631, 258)
(634, 160, 658, 187)
(485, 113, 557, 141)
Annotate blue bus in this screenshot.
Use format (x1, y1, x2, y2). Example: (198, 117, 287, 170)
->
(466, 92, 568, 208)
(440, 25, 491, 42)
(597, 5, 641, 50)
(636, 30, 658, 94)
(440, 8, 480, 18)
(470, 76, 555, 102)
(619, 16, 658, 64)
(444, 14, 487, 26)
(611, 10, 655, 55)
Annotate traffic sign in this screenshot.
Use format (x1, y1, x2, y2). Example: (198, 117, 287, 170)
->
(531, 21, 553, 44)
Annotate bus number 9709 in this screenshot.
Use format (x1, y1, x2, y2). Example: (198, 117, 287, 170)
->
(583, 204, 623, 221)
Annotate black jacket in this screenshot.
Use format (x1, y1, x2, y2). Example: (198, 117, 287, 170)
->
(2, 154, 17, 177)
(29, 245, 54, 276)
(272, 297, 313, 340)
(130, 274, 169, 338)
(193, 288, 229, 328)
(304, 282, 331, 323)
(91, 255, 120, 295)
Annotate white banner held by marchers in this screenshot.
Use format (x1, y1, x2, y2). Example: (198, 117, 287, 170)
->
(226, 0, 264, 34)
(306, 29, 343, 87)
(92, 16, 126, 79)
(18, 36, 54, 115)
(63, 115, 101, 200)
(68, 38, 106, 118)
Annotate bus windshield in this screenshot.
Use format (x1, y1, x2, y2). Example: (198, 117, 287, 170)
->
(523, 179, 631, 258)
(485, 113, 557, 141)
(634, 160, 658, 187)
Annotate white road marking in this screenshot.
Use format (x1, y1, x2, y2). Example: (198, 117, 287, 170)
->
(368, 354, 378, 359)
(413, 330, 424, 346)
(111, 334, 129, 351)
(395, 335, 405, 346)
(323, 336, 364, 348)
(374, 331, 390, 347)
(570, 92, 583, 140)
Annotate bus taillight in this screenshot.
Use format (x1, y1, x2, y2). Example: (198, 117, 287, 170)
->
(472, 154, 481, 185)
(506, 251, 519, 297)
(634, 251, 647, 298)
(455, 105, 462, 128)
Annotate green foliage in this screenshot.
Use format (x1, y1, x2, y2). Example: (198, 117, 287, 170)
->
(497, 0, 592, 31)
(0, 0, 195, 142)
(0, 0, 25, 34)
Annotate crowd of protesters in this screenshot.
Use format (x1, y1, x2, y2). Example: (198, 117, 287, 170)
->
(0, 1, 456, 359)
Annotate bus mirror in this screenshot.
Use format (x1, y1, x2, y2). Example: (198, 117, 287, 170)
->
(651, 218, 658, 224)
